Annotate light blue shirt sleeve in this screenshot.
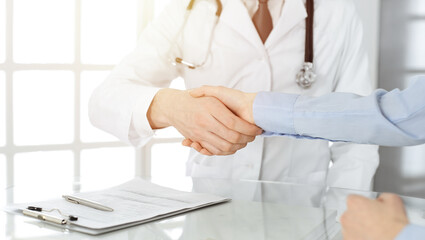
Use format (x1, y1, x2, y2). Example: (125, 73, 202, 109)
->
(396, 224, 425, 240)
(253, 76, 425, 146)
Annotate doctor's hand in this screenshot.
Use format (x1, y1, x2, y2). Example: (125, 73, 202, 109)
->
(341, 193, 409, 240)
(182, 86, 259, 155)
(147, 88, 262, 156)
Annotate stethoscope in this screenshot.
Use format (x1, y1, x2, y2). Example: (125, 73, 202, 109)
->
(169, 0, 316, 89)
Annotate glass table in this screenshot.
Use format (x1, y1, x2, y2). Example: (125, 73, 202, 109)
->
(2, 178, 425, 240)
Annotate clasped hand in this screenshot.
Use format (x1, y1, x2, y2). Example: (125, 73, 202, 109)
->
(147, 88, 260, 156)
(181, 86, 258, 155)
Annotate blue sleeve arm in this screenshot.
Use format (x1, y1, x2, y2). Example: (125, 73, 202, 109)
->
(396, 224, 425, 240)
(253, 77, 425, 146)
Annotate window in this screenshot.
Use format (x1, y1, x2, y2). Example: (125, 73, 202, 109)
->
(407, 0, 425, 16)
(14, 151, 74, 202)
(81, 0, 137, 64)
(0, 154, 5, 238)
(0, 0, 5, 63)
(81, 147, 135, 190)
(13, 71, 74, 145)
(405, 21, 425, 69)
(401, 0, 425, 178)
(0, 154, 5, 198)
(0, 72, 5, 147)
(1, 0, 188, 205)
(376, 0, 425, 198)
(13, 0, 74, 63)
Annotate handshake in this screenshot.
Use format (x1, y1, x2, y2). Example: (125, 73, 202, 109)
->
(147, 86, 262, 156)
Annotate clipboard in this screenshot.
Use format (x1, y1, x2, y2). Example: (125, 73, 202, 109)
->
(5, 178, 230, 235)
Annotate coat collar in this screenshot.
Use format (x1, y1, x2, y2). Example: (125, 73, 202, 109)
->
(218, 0, 307, 50)
(219, 0, 263, 50)
(266, 0, 308, 48)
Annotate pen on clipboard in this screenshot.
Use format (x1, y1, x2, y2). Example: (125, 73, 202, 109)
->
(62, 195, 114, 212)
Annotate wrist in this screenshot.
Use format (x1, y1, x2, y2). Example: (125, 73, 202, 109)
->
(393, 221, 409, 238)
(245, 93, 257, 124)
(147, 88, 180, 129)
(381, 221, 409, 240)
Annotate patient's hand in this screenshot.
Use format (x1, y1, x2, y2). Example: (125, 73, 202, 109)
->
(182, 86, 260, 155)
(341, 193, 408, 240)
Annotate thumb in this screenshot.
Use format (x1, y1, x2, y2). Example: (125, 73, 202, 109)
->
(190, 86, 240, 106)
(378, 193, 405, 210)
(377, 193, 402, 204)
(189, 85, 216, 98)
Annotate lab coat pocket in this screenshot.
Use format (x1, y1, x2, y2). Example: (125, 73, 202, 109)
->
(190, 163, 225, 179)
(307, 170, 327, 186)
(188, 155, 233, 179)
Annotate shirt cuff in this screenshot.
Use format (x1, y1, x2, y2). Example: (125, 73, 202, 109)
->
(396, 224, 425, 240)
(131, 87, 161, 140)
(253, 92, 299, 135)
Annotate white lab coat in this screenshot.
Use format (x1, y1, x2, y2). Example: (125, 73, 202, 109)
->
(89, 0, 379, 190)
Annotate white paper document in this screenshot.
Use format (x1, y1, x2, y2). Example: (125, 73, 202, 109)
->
(5, 178, 230, 235)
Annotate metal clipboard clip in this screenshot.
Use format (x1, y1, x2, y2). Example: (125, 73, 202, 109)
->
(22, 206, 78, 225)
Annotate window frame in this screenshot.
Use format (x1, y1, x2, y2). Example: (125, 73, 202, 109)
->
(0, 0, 182, 205)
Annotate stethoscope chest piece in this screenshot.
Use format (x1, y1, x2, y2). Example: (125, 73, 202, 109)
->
(296, 62, 316, 89)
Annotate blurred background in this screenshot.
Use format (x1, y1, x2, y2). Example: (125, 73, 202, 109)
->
(374, 0, 425, 199)
(0, 0, 424, 206)
(0, 0, 188, 205)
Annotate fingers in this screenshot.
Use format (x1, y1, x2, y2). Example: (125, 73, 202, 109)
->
(190, 87, 257, 125)
(178, 94, 259, 156)
(340, 213, 358, 240)
(190, 86, 244, 106)
(196, 141, 216, 156)
(182, 139, 213, 156)
(183, 138, 246, 156)
(181, 119, 250, 156)
(377, 193, 402, 205)
(190, 85, 222, 98)
(210, 102, 262, 137)
(183, 136, 239, 156)
(182, 138, 192, 147)
(346, 195, 370, 207)
(190, 86, 244, 117)
(190, 100, 258, 154)
(189, 141, 214, 156)
(378, 193, 408, 220)
(343, 193, 409, 240)
(342, 195, 371, 240)
(196, 140, 230, 155)
(211, 115, 256, 143)
(202, 130, 248, 155)
(182, 139, 205, 154)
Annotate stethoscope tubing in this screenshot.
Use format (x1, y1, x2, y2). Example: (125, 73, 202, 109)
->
(177, 0, 316, 89)
(187, 0, 223, 17)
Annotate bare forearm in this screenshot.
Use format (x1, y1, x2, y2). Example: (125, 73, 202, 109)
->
(147, 88, 180, 129)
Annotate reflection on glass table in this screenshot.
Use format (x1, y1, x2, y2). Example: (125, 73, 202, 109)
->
(2, 178, 425, 240)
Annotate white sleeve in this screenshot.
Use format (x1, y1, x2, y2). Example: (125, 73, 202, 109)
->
(326, 0, 379, 191)
(88, 0, 187, 147)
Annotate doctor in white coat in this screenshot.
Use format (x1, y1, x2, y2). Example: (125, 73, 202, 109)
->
(89, 0, 379, 190)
